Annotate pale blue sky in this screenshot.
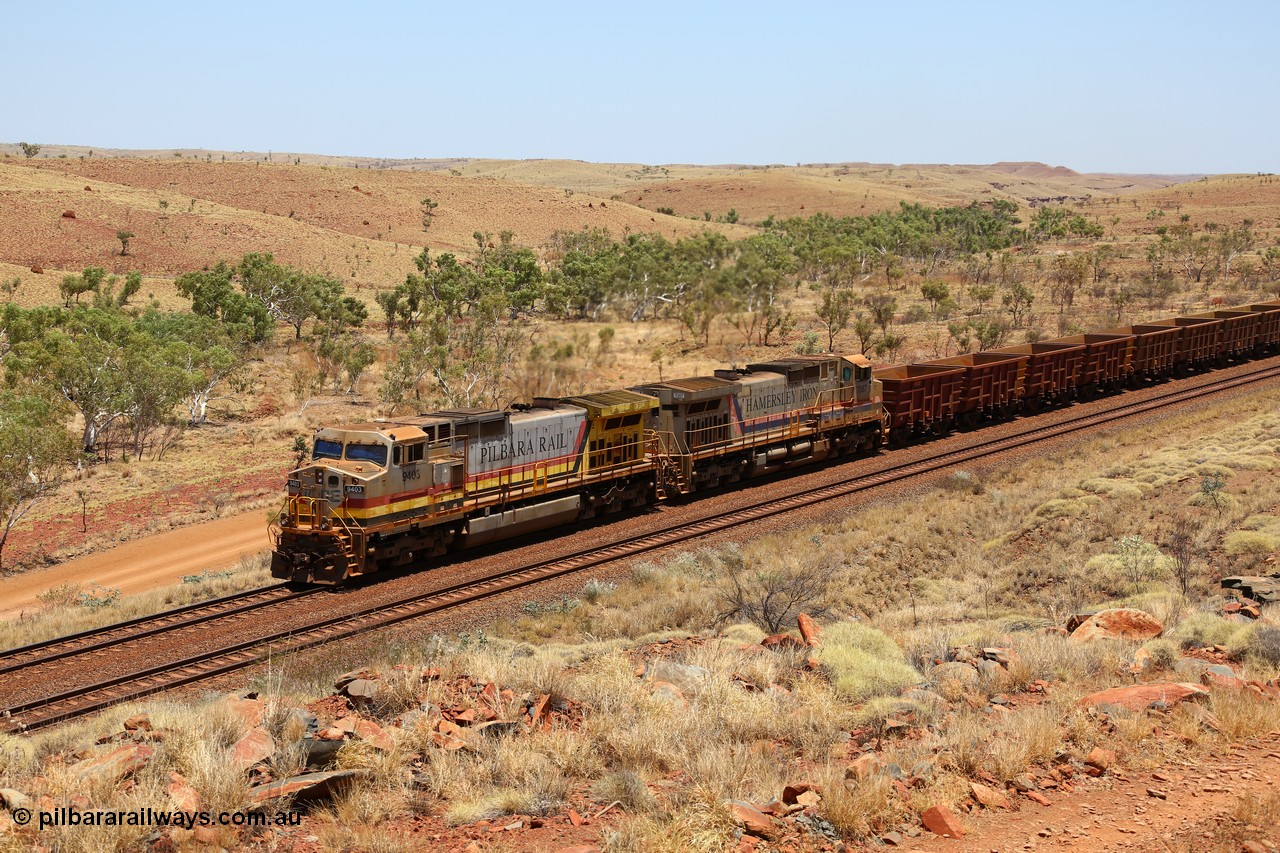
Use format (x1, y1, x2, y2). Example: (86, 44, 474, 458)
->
(4, 1, 1276, 173)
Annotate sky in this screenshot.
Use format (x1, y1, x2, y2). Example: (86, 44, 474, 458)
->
(4, 0, 1277, 174)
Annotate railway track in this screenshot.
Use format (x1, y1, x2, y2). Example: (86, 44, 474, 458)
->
(6, 360, 1279, 733)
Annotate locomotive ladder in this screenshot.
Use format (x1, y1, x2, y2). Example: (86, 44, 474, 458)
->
(646, 430, 692, 499)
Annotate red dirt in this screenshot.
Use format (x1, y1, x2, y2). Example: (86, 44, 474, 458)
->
(0, 510, 269, 620)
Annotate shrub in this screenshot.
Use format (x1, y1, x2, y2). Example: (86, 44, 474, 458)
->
(1173, 612, 1247, 650)
(1142, 637, 1179, 669)
(1223, 530, 1278, 557)
(1229, 624, 1280, 667)
(819, 622, 920, 700)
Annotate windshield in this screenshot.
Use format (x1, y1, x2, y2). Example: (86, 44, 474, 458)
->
(346, 443, 388, 466)
(313, 439, 343, 460)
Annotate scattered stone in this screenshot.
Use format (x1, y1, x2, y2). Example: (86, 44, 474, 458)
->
(303, 737, 344, 769)
(929, 661, 980, 691)
(529, 693, 551, 728)
(725, 800, 777, 837)
(352, 718, 394, 750)
(0, 789, 32, 811)
(1025, 791, 1052, 806)
(920, 804, 965, 838)
(1078, 682, 1209, 712)
(880, 830, 904, 846)
(249, 769, 367, 806)
(1130, 647, 1154, 675)
(219, 694, 266, 730)
(567, 808, 585, 827)
(1069, 608, 1163, 643)
(62, 210, 76, 219)
(1085, 747, 1116, 773)
(1221, 575, 1280, 604)
(640, 660, 709, 692)
(847, 753, 882, 781)
(70, 744, 153, 783)
(122, 714, 152, 733)
(760, 633, 807, 651)
(969, 781, 1010, 810)
(474, 720, 522, 738)
(650, 681, 687, 706)
(1201, 664, 1246, 691)
(1010, 775, 1035, 793)
(797, 613, 821, 647)
(344, 678, 381, 702)
(167, 773, 200, 812)
(230, 726, 276, 771)
(29, 265, 42, 274)
(1147, 788, 1168, 800)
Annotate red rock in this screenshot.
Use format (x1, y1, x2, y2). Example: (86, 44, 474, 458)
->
(1070, 608, 1164, 643)
(453, 708, 477, 724)
(567, 808, 585, 827)
(29, 265, 42, 274)
(70, 744, 153, 782)
(422, 668, 441, 681)
(479, 682, 498, 705)
(1085, 747, 1116, 772)
(1025, 791, 1052, 806)
(230, 727, 276, 770)
(192, 826, 222, 845)
(969, 781, 1010, 810)
(1201, 665, 1246, 690)
(249, 769, 366, 805)
(920, 804, 965, 838)
(62, 210, 76, 219)
(220, 694, 266, 730)
(353, 719, 394, 750)
(1130, 647, 1154, 674)
(122, 714, 151, 732)
(725, 800, 776, 837)
(847, 753, 882, 781)
(168, 772, 200, 812)
(1078, 682, 1209, 712)
(797, 613, 821, 647)
(760, 633, 806, 651)
(529, 693, 551, 728)
(430, 718, 469, 750)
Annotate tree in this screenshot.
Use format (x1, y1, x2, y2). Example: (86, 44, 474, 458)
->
(815, 287, 855, 351)
(421, 198, 439, 230)
(18, 142, 40, 159)
(116, 230, 135, 257)
(920, 279, 950, 318)
(0, 392, 74, 569)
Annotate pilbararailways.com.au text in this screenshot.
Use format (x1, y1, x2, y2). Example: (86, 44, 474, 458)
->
(24, 807, 300, 831)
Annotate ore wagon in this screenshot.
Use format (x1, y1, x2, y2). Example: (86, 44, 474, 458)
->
(1101, 324, 1182, 380)
(1044, 332, 1133, 397)
(1241, 302, 1280, 352)
(1186, 310, 1259, 360)
(1142, 316, 1224, 369)
(928, 351, 1028, 425)
(990, 340, 1085, 406)
(877, 363, 966, 441)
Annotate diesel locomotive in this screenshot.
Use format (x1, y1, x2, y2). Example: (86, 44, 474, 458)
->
(271, 355, 884, 583)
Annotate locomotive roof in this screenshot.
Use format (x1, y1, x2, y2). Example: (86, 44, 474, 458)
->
(634, 376, 737, 394)
(562, 389, 658, 417)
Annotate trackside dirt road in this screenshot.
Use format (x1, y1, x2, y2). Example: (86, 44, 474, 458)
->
(0, 511, 269, 621)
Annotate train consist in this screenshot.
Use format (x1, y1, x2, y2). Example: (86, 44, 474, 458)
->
(271, 300, 1280, 584)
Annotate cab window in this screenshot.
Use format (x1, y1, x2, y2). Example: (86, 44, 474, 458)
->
(313, 439, 343, 460)
(346, 443, 388, 466)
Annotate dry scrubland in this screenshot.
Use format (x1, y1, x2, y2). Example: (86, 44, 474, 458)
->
(0, 152, 1278, 566)
(4, 388, 1279, 851)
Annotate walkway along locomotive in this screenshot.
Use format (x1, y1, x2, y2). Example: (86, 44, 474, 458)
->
(271, 301, 1280, 585)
